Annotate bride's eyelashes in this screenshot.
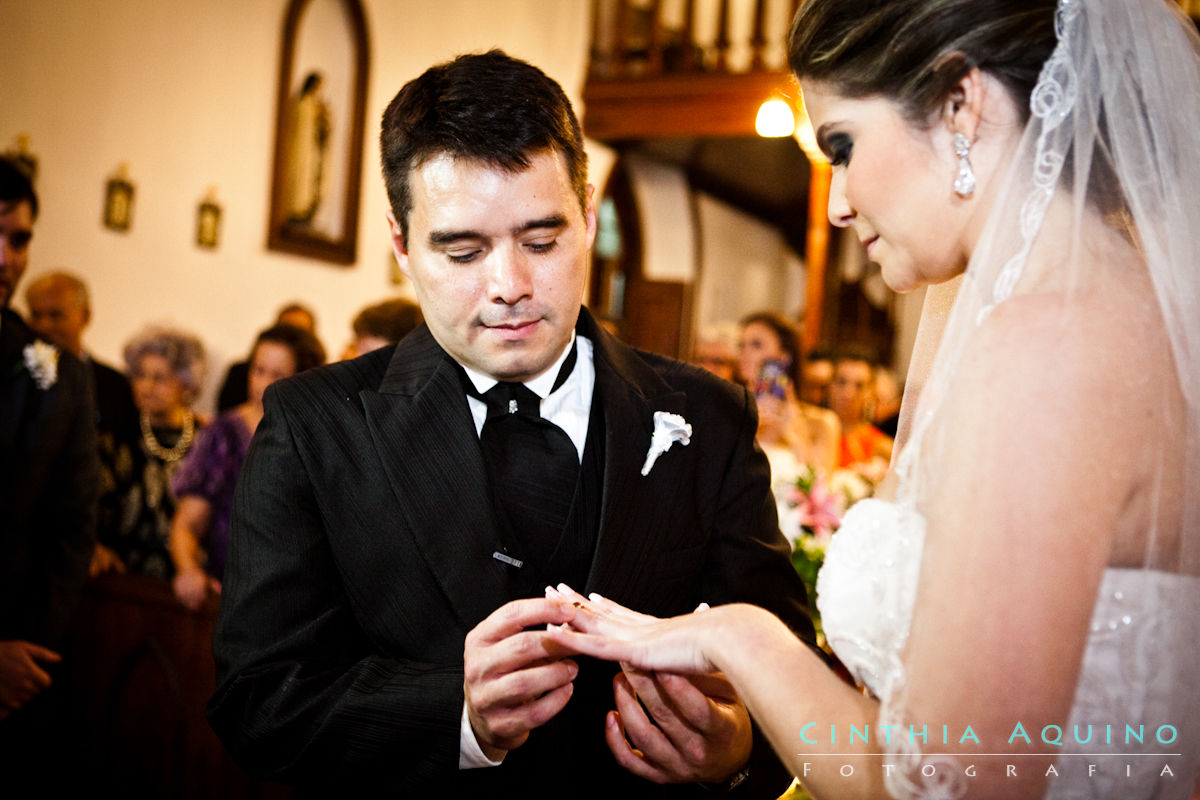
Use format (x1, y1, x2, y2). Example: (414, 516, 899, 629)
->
(825, 132, 853, 166)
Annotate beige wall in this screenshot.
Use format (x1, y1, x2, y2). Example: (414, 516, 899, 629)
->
(2, 0, 611, 412)
(693, 191, 804, 335)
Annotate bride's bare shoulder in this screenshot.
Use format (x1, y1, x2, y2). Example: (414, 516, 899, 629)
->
(956, 260, 1175, 436)
(990, 223, 1167, 356)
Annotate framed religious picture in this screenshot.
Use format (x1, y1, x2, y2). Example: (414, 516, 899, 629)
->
(104, 165, 135, 232)
(266, 0, 369, 265)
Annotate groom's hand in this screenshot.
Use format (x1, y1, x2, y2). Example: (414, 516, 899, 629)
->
(606, 666, 752, 784)
(0, 640, 60, 720)
(464, 597, 579, 759)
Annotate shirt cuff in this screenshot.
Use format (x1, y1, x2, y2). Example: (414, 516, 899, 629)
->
(459, 699, 505, 769)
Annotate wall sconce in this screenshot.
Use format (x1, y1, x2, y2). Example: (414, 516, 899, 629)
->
(103, 163, 135, 232)
(755, 97, 795, 138)
(196, 187, 222, 250)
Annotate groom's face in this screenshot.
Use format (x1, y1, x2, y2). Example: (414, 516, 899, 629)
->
(0, 199, 34, 309)
(389, 149, 596, 383)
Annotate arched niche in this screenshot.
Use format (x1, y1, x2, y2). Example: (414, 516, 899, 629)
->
(266, 0, 369, 264)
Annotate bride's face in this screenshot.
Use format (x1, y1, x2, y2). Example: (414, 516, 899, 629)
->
(800, 80, 969, 293)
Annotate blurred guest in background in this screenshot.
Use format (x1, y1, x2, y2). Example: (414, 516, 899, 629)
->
(870, 364, 902, 438)
(830, 349, 893, 471)
(170, 324, 325, 610)
(217, 301, 318, 412)
(24, 271, 139, 545)
(92, 326, 206, 580)
(737, 311, 839, 477)
(691, 321, 739, 383)
(342, 297, 422, 359)
(800, 347, 834, 408)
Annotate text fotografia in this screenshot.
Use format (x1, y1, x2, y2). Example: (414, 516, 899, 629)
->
(799, 762, 1182, 780)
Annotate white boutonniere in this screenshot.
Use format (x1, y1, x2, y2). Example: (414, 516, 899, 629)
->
(641, 411, 692, 476)
(23, 340, 59, 390)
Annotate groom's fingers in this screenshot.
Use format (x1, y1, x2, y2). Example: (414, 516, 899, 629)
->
(465, 670, 576, 754)
(619, 667, 704, 748)
(468, 658, 579, 724)
(467, 598, 577, 676)
(632, 669, 719, 732)
(464, 598, 582, 754)
(614, 667, 753, 783)
(607, 671, 695, 781)
(473, 597, 576, 643)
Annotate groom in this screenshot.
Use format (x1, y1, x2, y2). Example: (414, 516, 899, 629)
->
(209, 50, 813, 797)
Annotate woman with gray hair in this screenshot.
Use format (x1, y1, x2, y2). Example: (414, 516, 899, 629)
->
(91, 325, 207, 580)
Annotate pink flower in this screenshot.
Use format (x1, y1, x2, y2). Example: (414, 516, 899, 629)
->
(796, 476, 842, 543)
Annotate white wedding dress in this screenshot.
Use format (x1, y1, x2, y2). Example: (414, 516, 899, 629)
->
(817, 498, 1200, 799)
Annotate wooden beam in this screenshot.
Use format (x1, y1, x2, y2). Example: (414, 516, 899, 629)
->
(802, 158, 831, 353)
(583, 70, 797, 140)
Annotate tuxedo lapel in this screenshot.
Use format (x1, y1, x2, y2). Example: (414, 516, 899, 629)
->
(359, 328, 509, 628)
(582, 314, 688, 598)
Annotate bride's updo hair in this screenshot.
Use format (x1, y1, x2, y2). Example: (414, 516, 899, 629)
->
(788, 0, 1058, 126)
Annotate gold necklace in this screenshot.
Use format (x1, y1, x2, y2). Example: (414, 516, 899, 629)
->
(140, 409, 195, 462)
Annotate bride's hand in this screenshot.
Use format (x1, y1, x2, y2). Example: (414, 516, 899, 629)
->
(545, 583, 720, 675)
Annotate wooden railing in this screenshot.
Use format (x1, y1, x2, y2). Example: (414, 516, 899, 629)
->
(584, 0, 802, 140)
(63, 573, 292, 799)
(588, 0, 801, 80)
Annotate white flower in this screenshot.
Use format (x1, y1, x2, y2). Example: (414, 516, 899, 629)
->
(23, 340, 59, 390)
(829, 467, 873, 506)
(640, 411, 692, 476)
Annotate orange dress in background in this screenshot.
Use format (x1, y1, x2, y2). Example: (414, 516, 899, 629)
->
(838, 423, 891, 468)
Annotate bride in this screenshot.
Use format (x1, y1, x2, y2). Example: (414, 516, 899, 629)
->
(548, 0, 1200, 797)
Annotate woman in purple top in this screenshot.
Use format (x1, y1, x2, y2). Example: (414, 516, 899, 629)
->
(169, 323, 325, 610)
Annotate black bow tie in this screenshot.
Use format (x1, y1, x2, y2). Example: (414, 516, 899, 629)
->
(469, 338, 579, 420)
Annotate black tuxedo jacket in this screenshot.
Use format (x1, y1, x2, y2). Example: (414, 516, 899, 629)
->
(210, 309, 812, 797)
(0, 309, 98, 647)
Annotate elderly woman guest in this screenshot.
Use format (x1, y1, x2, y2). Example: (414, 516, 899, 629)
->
(549, 1, 1200, 798)
(92, 326, 207, 579)
(736, 310, 840, 477)
(169, 324, 325, 610)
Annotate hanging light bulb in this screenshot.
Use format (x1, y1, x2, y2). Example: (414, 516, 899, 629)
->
(755, 98, 795, 138)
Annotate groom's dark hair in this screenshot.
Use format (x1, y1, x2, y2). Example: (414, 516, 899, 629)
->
(0, 156, 38, 218)
(379, 49, 588, 242)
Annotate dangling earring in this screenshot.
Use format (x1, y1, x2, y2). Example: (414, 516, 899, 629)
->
(953, 132, 976, 198)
